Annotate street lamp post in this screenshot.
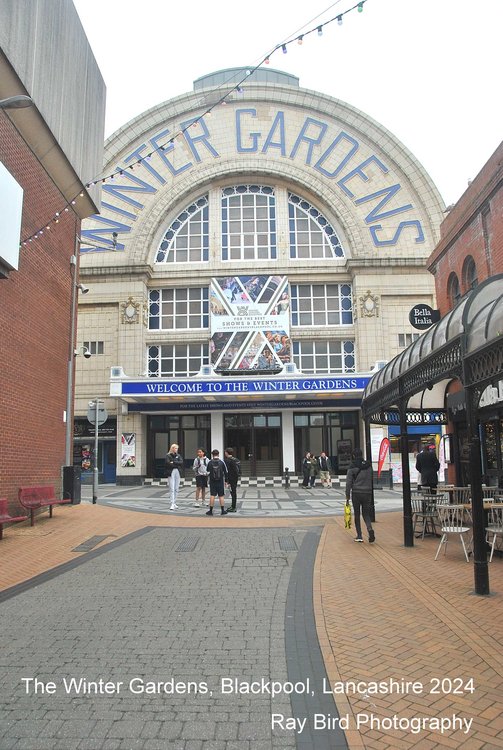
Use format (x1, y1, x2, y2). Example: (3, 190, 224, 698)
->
(0, 95, 33, 110)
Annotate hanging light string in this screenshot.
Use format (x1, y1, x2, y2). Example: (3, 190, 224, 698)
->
(20, 0, 368, 248)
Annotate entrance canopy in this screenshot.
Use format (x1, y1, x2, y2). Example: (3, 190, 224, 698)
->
(362, 275, 503, 423)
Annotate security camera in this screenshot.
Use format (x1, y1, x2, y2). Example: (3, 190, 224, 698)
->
(83, 348, 92, 359)
(77, 283, 89, 294)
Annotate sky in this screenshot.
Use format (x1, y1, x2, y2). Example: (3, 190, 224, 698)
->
(72, 0, 502, 207)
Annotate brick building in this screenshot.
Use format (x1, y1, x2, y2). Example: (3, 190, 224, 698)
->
(0, 0, 105, 506)
(428, 141, 503, 485)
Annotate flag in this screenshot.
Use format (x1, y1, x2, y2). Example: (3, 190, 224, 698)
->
(377, 437, 391, 478)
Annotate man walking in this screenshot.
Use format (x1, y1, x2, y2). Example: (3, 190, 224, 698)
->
(346, 449, 375, 543)
(415, 444, 440, 493)
(317, 451, 332, 487)
(192, 448, 209, 507)
(224, 447, 241, 512)
(206, 450, 228, 516)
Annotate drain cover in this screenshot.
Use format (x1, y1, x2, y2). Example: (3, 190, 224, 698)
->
(72, 535, 111, 552)
(175, 536, 200, 552)
(278, 536, 298, 551)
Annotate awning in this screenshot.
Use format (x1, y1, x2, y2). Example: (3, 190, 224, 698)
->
(362, 274, 503, 422)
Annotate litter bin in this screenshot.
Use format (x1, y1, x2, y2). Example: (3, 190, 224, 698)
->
(63, 465, 82, 504)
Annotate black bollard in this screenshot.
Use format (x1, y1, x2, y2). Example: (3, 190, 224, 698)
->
(284, 467, 290, 489)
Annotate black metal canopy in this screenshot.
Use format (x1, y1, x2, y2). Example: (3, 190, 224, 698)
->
(362, 274, 503, 423)
(361, 274, 503, 596)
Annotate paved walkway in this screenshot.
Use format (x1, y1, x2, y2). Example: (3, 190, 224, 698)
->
(80, 484, 404, 518)
(0, 498, 502, 749)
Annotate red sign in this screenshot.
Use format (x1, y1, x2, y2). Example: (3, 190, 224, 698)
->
(377, 438, 391, 478)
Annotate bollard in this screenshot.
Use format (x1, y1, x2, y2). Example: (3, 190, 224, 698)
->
(284, 467, 290, 489)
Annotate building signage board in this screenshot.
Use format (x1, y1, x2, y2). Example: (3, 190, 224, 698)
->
(118, 375, 369, 397)
(408, 304, 440, 330)
(210, 275, 290, 372)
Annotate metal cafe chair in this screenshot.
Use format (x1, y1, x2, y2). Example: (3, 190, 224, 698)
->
(485, 506, 503, 562)
(435, 505, 471, 562)
(411, 495, 438, 539)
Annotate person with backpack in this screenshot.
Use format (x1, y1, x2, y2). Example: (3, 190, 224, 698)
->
(206, 449, 228, 516)
(224, 447, 241, 513)
(345, 449, 375, 543)
(192, 448, 209, 507)
(165, 443, 184, 511)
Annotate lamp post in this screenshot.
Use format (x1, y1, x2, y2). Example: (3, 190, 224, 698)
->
(64, 241, 89, 466)
(0, 95, 33, 110)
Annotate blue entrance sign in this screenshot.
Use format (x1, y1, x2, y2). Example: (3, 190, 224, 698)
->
(119, 376, 370, 397)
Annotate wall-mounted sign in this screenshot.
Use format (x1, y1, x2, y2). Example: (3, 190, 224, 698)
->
(408, 304, 440, 330)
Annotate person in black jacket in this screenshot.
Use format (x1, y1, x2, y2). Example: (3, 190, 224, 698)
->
(415, 444, 440, 493)
(224, 447, 241, 513)
(345, 449, 375, 543)
(166, 443, 183, 510)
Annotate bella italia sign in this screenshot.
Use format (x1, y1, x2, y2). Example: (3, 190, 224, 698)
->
(81, 107, 427, 254)
(408, 304, 440, 330)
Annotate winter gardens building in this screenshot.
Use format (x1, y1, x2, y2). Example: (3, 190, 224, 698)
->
(75, 67, 445, 485)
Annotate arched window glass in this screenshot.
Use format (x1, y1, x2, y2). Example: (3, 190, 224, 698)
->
(221, 185, 276, 261)
(448, 273, 461, 307)
(155, 195, 209, 263)
(463, 256, 478, 291)
(288, 193, 345, 259)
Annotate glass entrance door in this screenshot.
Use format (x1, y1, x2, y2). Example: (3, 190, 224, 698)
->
(224, 413, 282, 476)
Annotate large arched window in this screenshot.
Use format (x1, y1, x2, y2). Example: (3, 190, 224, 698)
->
(462, 256, 478, 291)
(221, 185, 276, 261)
(448, 272, 461, 307)
(155, 195, 209, 263)
(288, 193, 345, 259)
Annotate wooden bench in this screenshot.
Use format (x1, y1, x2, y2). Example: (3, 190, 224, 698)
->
(0, 498, 28, 539)
(18, 485, 70, 526)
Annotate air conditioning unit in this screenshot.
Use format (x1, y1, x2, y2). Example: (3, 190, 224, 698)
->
(284, 363, 297, 374)
(199, 365, 213, 376)
(111, 366, 124, 378)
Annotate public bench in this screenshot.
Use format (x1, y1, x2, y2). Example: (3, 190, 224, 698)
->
(18, 485, 70, 526)
(0, 498, 28, 539)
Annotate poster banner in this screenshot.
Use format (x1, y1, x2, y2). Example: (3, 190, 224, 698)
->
(377, 437, 391, 478)
(210, 275, 290, 372)
(121, 433, 136, 467)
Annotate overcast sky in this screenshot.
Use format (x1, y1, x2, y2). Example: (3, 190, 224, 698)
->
(73, 0, 502, 207)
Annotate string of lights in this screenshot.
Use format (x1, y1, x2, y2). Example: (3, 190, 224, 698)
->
(20, 0, 368, 248)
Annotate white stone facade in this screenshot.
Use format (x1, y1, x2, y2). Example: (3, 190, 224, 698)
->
(75, 68, 444, 484)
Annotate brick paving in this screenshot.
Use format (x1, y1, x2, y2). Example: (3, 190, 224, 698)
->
(0, 501, 502, 749)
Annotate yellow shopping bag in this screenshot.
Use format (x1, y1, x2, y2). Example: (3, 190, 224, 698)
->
(344, 500, 352, 529)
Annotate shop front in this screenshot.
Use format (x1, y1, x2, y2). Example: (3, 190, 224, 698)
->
(73, 418, 117, 484)
(112, 370, 367, 482)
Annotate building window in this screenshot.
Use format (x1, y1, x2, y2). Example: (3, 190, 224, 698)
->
(148, 343, 209, 377)
(155, 195, 209, 263)
(447, 273, 461, 307)
(288, 193, 345, 259)
(221, 185, 276, 261)
(83, 341, 104, 355)
(148, 288, 209, 330)
(290, 283, 353, 326)
(462, 256, 478, 291)
(292, 340, 355, 374)
(398, 333, 420, 348)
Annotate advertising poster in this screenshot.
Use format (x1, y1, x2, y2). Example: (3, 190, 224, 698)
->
(210, 275, 291, 371)
(120, 432, 136, 467)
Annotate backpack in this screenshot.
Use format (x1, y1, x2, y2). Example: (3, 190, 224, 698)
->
(210, 458, 223, 481)
(235, 458, 241, 477)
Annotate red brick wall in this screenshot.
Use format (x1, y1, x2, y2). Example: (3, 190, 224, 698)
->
(0, 116, 81, 509)
(428, 141, 503, 315)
